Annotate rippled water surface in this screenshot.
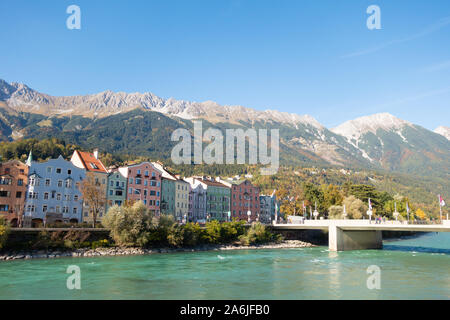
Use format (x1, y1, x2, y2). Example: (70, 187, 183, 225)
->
(0, 233, 449, 299)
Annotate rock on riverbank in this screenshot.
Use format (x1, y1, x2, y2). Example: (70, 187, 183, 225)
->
(0, 240, 314, 261)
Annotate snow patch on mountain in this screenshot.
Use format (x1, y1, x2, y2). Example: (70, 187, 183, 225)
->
(331, 113, 412, 141)
(434, 126, 450, 140)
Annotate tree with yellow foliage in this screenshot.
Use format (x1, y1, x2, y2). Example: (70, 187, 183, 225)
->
(415, 208, 427, 221)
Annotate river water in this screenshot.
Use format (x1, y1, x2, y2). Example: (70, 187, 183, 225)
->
(0, 232, 449, 299)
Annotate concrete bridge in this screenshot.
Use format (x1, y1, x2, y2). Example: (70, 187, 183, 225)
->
(272, 219, 450, 251)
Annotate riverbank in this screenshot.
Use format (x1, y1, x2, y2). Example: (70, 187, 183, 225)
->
(0, 240, 315, 261)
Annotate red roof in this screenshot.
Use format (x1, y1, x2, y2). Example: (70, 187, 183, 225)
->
(74, 150, 108, 173)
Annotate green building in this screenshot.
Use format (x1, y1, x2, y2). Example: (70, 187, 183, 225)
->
(153, 162, 177, 217)
(195, 178, 230, 222)
(106, 169, 127, 212)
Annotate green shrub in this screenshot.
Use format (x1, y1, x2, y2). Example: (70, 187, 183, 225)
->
(103, 201, 153, 247)
(239, 222, 281, 246)
(0, 218, 9, 250)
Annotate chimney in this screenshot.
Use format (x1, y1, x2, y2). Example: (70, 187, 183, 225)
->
(93, 148, 99, 160)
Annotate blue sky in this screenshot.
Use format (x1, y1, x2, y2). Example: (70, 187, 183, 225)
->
(0, 0, 449, 130)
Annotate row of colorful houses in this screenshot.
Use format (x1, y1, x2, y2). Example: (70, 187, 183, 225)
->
(0, 149, 279, 227)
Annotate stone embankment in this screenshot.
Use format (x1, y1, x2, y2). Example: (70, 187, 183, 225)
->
(0, 240, 314, 261)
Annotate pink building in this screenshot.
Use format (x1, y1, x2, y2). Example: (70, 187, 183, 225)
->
(119, 162, 162, 216)
(217, 179, 260, 222)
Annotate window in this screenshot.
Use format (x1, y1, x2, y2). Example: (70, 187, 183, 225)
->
(0, 191, 10, 197)
(43, 205, 48, 213)
(137, 169, 141, 175)
(135, 189, 141, 195)
(17, 179, 23, 186)
(0, 178, 12, 185)
(58, 180, 63, 187)
(65, 179, 72, 188)
(109, 190, 113, 196)
(74, 195, 79, 201)
(0, 205, 8, 211)
(45, 179, 51, 186)
(44, 192, 49, 200)
(73, 207, 77, 214)
(57, 193, 61, 201)
(136, 178, 142, 185)
(150, 190, 156, 196)
(64, 194, 71, 201)
(68, 169, 72, 175)
(129, 178, 133, 184)
(152, 172, 155, 177)
(89, 163, 98, 169)
(47, 167, 52, 173)
(129, 188, 132, 194)
(56, 206, 61, 213)
(145, 170, 149, 176)
(56, 168, 62, 174)
(16, 191, 22, 198)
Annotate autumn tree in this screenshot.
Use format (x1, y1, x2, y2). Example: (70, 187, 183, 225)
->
(79, 173, 107, 227)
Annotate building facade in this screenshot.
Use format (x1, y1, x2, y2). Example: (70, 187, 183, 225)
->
(106, 169, 127, 212)
(71, 149, 108, 223)
(174, 178, 190, 223)
(152, 162, 176, 217)
(119, 162, 162, 216)
(0, 160, 28, 226)
(24, 155, 85, 227)
(189, 177, 230, 222)
(259, 190, 278, 224)
(218, 178, 260, 222)
(184, 178, 207, 223)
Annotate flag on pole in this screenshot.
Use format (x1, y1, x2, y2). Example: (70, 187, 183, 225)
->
(406, 202, 410, 213)
(368, 198, 373, 210)
(439, 195, 446, 207)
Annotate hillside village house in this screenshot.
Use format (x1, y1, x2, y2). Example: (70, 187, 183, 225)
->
(71, 149, 109, 223)
(106, 168, 127, 212)
(24, 155, 85, 227)
(119, 162, 162, 216)
(184, 177, 207, 223)
(217, 178, 260, 222)
(0, 160, 28, 227)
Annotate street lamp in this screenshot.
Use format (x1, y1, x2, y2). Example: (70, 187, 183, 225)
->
(343, 204, 347, 220)
(227, 211, 231, 222)
(247, 210, 251, 223)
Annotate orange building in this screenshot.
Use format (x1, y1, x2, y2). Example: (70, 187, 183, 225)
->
(0, 160, 28, 226)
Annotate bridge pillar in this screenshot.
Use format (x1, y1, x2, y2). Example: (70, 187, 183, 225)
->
(329, 226, 382, 251)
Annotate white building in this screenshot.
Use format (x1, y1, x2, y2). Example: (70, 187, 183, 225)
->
(24, 155, 85, 225)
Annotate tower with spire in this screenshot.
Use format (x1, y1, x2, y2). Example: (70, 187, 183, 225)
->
(25, 150, 33, 166)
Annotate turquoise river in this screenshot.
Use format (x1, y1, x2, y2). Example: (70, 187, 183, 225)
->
(0, 232, 449, 299)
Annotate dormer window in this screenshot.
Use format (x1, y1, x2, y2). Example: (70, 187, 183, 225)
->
(90, 163, 99, 169)
(56, 168, 62, 174)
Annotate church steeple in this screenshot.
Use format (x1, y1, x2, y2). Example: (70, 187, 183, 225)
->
(25, 150, 33, 166)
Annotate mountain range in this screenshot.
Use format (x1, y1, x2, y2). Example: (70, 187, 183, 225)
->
(0, 79, 448, 178)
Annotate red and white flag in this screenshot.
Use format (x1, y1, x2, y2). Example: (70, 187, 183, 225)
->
(439, 195, 446, 207)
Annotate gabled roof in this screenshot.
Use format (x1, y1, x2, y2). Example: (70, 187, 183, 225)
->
(73, 150, 108, 173)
